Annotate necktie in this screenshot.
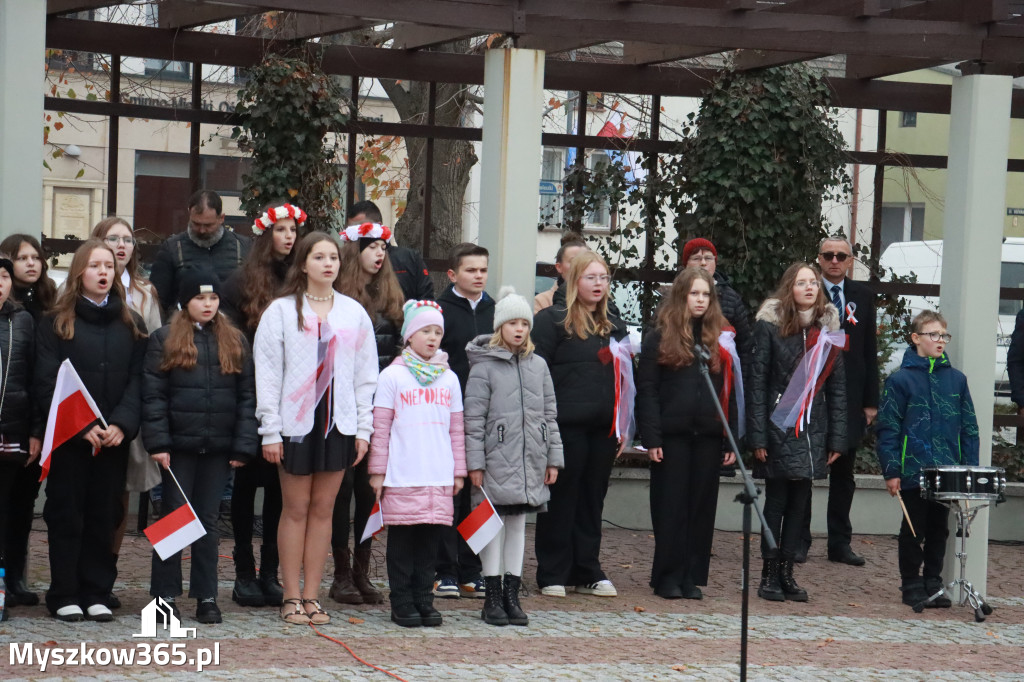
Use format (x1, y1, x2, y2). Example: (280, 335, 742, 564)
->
(831, 285, 842, 311)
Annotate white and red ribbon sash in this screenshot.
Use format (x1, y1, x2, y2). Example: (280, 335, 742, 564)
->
(718, 330, 745, 439)
(286, 319, 338, 442)
(770, 329, 846, 437)
(608, 336, 637, 445)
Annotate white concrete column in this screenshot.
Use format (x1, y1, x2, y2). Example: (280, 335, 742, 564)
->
(0, 0, 45, 240)
(938, 73, 1013, 597)
(478, 48, 545, 301)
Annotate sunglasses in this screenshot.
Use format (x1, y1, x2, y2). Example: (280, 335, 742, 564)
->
(820, 251, 850, 262)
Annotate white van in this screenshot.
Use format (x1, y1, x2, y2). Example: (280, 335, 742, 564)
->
(878, 238, 1024, 397)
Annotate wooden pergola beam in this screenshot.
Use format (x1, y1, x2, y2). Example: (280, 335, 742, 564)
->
(274, 13, 374, 40)
(156, 0, 260, 30)
(621, 42, 720, 65)
(733, 49, 824, 71)
(46, 0, 122, 15)
(768, 0, 881, 17)
(392, 23, 482, 50)
(515, 37, 607, 55)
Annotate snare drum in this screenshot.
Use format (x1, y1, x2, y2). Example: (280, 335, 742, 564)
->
(920, 465, 1006, 501)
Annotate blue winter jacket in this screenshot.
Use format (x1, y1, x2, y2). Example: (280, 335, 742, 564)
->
(875, 346, 980, 489)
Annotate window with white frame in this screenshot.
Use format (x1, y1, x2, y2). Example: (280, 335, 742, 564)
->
(539, 148, 564, 227)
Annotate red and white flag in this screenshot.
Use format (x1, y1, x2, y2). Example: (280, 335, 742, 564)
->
(39, 358, 105, 481)
(360, 500, 385, 543)
(144, 500, 207, 561)
(458, 493, 504, 555)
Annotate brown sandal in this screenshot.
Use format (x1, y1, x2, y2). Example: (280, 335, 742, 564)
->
(281, 598, 310, 625)
(302, 598, 331, 625)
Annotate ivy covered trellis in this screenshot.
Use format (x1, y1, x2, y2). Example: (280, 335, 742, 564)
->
(232, 52, 349, 232)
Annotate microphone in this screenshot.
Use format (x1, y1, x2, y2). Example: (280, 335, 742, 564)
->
(694, 343, 712, 362)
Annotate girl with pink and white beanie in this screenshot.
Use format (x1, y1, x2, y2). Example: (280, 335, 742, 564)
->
(368, 300, 467, 628)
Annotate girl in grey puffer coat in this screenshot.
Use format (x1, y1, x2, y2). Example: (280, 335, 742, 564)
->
(464, 288, 563, 627)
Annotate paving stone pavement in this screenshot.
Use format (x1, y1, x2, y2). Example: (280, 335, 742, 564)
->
(1, 522, 1022, 680)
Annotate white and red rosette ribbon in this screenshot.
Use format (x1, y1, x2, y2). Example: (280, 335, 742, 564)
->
(339, 222, 393, 243)
(252, 204, 308, 236)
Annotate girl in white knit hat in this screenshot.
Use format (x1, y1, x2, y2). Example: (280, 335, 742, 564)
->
(464, 287, 564, 626)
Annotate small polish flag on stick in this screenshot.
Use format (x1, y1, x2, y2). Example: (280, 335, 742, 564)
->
(458, 489, 504, 555)
(39, 358, 106, 481)
(144, 468, 207, 561)
(360, 500, 385, 543)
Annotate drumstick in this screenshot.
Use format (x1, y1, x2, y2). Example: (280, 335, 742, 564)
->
(896, 491, 916, 538)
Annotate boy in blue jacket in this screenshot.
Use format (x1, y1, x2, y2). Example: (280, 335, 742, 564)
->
(876, 310, 979, 609)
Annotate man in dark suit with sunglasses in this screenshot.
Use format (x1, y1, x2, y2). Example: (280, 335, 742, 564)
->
(800, 236, 878, 566)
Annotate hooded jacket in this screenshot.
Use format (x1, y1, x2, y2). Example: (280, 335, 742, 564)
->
(463, 335, 564, 509)
(142, 322, 259, 461)
(368, 352, 468, 526)
(875, 346, 980, 489)
(746, 299, 847, 480)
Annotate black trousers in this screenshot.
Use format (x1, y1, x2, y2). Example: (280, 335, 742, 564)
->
(649, 434, 722, 590)
(800, 447, 858, 552)
(535, 424, 617, 588)
(387, 524, 442, 608)
(44, 441, 128, 612)
(897, 487, 949, 582)
(435, 483, 482, 582)
(230, 457, 282, 550)
(150, 453, 232, 600)
(331, 457, 375, 551)
(0, 459, 41, 583)
(761, 478, 811, 561)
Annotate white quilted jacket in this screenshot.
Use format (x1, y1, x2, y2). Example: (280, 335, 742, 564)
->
(254, 294, 378, 445)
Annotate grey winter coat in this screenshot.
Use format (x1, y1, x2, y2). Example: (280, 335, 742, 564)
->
(464, 335, 564, 511)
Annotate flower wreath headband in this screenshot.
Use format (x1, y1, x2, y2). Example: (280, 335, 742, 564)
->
(252, 204, 308, 236)
(339, 222, 393, 243)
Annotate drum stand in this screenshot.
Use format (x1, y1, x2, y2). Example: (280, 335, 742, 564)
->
(914, 499, 995, 622)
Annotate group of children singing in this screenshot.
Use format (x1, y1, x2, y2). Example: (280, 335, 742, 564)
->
(0, 207, 979, 628)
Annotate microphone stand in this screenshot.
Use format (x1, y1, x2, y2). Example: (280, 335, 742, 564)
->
(695, 343, 775, 682)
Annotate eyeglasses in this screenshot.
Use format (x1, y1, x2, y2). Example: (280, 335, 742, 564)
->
(795, 279, 820, 288)
(104, 235, 136, 246)
(581, 274, 611, 284)
(688, 254, 715, 264)
(819, 251, 850, 263)
(920, 331, 953, 343)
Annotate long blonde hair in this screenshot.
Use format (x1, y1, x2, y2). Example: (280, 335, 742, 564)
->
(562, 251, 614, 340)
(90, 216, 153, 309)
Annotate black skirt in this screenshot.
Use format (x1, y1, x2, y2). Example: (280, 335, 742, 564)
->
(281, 392, 356, 476)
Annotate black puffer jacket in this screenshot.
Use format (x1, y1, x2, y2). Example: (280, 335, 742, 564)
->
(0, 302, 35, 446)
(714, 271, 754, 367)
(747, 299, 847, 480)
(636, 322, 737, 450)
(532, 304, 628, 427)
(150, 229, 251, 313)
(34, 294, 147, 440)
(142, 323, 258, 460)
(373, 312, 401, 371)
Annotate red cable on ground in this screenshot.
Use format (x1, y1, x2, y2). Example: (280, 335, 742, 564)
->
(309, 622, 408, 682)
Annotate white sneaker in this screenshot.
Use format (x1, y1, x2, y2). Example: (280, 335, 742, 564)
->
(55, 605, 84, 622)
(576, 580, 617, 597)
(540, 585, 566, 597)
(85, 603, 114, 622)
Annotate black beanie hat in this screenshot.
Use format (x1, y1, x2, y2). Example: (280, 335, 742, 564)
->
(177, 268, 221, 308)
(0, 258, 13, 281)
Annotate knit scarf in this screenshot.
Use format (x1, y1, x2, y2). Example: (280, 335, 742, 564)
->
(402, 348, 446, 386)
